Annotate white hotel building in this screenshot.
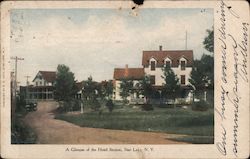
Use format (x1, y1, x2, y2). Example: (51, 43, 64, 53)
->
(113, 46, 194, 103)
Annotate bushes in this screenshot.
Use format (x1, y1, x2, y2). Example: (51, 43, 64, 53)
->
(156, 104, 174, 108)
(56, 99, 82, 113)
(83, 99, 101, 111)
(72, 100, 81, 111)
(91, 99, 101, 111)
(105, 99, 114, 112)
(11, 118, 37, 144)
(192, 100, 209, 111)
(141, 104, 154, 111)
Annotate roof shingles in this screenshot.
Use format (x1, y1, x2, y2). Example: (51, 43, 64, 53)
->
(33, 71, 56, 82)
(142, 50, 193, 67)
(113, 68, 144, 80)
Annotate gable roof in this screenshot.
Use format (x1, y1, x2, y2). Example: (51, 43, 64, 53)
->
(75, 81, 85, 91)
(113, 68, 145, 80)
(33, 71, 56, 82)
(142, 50, 193, 67)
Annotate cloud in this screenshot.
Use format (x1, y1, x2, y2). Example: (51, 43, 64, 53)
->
(11, 9, 213, 85)
(13, 14, 133, 48)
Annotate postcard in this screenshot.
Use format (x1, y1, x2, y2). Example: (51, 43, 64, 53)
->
(0, 0, 249, 158)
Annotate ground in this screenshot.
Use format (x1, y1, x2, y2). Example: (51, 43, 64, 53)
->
(24, 101, 187, 144)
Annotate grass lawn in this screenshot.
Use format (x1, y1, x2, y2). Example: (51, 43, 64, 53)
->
(55, 105, 214, 144)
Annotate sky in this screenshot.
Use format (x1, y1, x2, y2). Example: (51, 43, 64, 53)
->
(10, 8, 213, 85)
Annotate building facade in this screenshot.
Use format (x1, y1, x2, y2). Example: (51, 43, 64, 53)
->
(142, 47, 193, 87)
(113, 46, 194, 103)
(113, 65, 145, 101)
(21, 71, 56, 102)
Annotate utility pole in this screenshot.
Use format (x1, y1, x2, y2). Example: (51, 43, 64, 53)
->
(11, 56, 24, 97)
(10, 56, 24, 120)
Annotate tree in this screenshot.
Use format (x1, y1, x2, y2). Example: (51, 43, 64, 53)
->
(119, 78, 133, 103)
(101, 80, 113, 99)
(203, 28, 214, 53)
(189, 60, 206, 90)
(189, 54, 214, 101)
(105, 99, 114, 113)
(161, 65, 180, 101)
(54, 64, 77, 102)
(139, 75, 153, 102)
(82, 76, 101, 111)
(201, 54, 214, 88)
(188, 28, 214, 105)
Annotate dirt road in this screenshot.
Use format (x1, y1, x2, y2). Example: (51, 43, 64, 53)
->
(24, 101, 186, 144)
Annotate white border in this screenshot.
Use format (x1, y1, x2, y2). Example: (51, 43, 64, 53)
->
(1, 1, 249, 158)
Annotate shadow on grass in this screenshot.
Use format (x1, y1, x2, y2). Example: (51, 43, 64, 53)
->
(167, 136, 214, 144)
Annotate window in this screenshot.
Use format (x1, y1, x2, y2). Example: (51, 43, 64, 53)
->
(36, 82, 38, 86)
(150, 61, 156, 71)
(181, 75, 185, 85)
(150, 75, 155, 85)
(40, 81, 42, 85)
(181, 61, 186, 70)
(165, 61, 171, 68)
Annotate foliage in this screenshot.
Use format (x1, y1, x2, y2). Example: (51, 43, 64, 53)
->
(189, 60, 207, 89)
(141, 104, 154, 111)
(189, 54, 214, 101)
(139, 75, 153, 100)
(82, 76, 98, 100)
(203, 28, 214, 53)
(200, 54, 214, 89)
(105, 99, 114, 112)
(119, 78, 134, 103)
(15, 92, 27, 115)
(81, 76, 101, 111)
(72, 100, 82, 111)
(11, 118, 37, 144)
(11, 95, 37, 144)
(88, 98, 101, 111)
(100, 80, 113, 99)
(161, 65, 180, 100)
(54, 64, 78, 102)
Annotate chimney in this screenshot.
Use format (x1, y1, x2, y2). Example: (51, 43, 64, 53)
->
(125, 64, 129, 77)
(159, 45, 162, 51)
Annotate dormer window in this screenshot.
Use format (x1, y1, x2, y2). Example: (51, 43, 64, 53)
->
(165, 61, 171, 68)
(181, 61, 186, 70)
(150, 61, 156, 71)
(164, 57, 172, 68)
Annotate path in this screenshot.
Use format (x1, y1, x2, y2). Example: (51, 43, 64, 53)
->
(24, 101, 186, 144)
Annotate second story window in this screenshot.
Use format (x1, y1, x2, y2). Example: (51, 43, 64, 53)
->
(181, 75, 185, 85)
(150, 61, 156, 71)
(181, 61, 186, 70)
(150, 75, 155, 85)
